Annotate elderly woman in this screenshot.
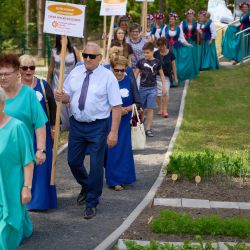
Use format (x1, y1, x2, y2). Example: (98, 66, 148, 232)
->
(0, 87, 34, 249)
(19, 55, 57, 210)
(105, 56, 141, 191)
(127, 23, 148, 70)
(0, 54, 47, 161)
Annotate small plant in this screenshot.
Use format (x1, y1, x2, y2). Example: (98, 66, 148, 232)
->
(166, 151, 249, 181)
(124, 237, 250, 250)
(150, 210, 250, 238)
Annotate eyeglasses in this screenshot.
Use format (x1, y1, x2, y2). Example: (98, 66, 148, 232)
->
(0, 71, 15, 78)
(20, 66, 36, 71)
(113, 68, 125, 73)
(82, 53, 100, 60)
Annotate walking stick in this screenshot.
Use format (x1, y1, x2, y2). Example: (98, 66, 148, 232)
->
(51, 35, 67, 185)
(105, 15, 115, 64)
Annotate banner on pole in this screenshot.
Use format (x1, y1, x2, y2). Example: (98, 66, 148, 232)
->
(43, 1, 85, 37)
(100, 0, 127, 16)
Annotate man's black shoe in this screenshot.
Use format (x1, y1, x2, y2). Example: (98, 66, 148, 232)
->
(77, 187, 87, 205)
(84, 207, 96, 219)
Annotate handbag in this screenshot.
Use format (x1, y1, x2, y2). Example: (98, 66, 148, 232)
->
(131, 104, 146, 150)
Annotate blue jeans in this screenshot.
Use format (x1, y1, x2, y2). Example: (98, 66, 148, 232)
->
(139, 86, 157, 109)
(68, 116, 109, 208)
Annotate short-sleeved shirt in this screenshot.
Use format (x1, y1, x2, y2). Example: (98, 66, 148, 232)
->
(154, 50, 176, 78)
(4, 85, 48, 138)
(64, 64, 122, 122)
(136, 58, 162, 87)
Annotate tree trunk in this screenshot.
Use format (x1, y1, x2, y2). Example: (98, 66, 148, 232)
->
(37, 0, 45, 58)
(25, 0, 30, 49)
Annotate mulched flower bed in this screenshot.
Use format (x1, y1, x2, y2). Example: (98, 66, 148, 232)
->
(122, 207, 250, 243)
(156, 175, 250, 202)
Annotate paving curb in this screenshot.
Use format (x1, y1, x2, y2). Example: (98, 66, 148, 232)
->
(94, 80, 190, 250)
(117, 239, 250, 250)
(57, 143, 68, 156)
(153, 198, 250, 210)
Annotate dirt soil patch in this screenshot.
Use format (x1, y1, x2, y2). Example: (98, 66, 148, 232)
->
(156, 175, 250, 202)
(122, 207, 250, 243)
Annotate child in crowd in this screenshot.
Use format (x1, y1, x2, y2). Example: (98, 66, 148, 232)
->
(134, 42, 166, 137)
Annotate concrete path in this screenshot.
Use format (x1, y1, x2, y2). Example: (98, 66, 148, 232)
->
(19, 86, 184, 250)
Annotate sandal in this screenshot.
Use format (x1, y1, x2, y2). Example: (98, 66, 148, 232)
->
(162, 112, 169, 118)
(114, 185, 124, 191)
(157, 111, 163, 115)
(145, 130, 154, 137)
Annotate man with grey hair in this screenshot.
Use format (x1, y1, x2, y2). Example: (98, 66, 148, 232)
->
(55, 42, 122, 219)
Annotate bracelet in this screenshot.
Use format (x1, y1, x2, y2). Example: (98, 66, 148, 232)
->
(23, 185, 32, 189)
(37, 148, 46, 154)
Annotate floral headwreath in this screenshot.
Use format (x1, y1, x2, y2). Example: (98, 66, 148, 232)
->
(198, 10, 207, 16)
(185, 9, 195, 16)
(147, 14, 154, 21)
(169, 12, 178, 20)
(239, 2, 250, 9)
(155, 13, 165, 20)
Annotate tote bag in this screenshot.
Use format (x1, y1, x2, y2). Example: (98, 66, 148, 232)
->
(131, 104, 146, 150)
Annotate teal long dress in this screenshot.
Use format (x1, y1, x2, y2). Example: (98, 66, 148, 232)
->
(200, 19, 219, 70)
(4, 85, 47, 138)
(0, 118, 35, 250)
(222, 12, 250, 62)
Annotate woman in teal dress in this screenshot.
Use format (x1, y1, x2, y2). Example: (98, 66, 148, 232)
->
(196, 11, 206, 70)
(0, 87, 35, 249)
(180, 9, 199, 74)
(19, 55, 57, 211)
(200, 12, 219, 70)
(0, 54, 47, 167)
(222, 2, 250, 64)
(164, 12, 199, 83)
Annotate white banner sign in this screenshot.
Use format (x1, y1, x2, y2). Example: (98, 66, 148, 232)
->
(43, 1, 85, 38)
(100, 0, 127, 16)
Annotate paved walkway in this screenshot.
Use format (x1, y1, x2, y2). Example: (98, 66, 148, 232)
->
(19, 86, 184, 250)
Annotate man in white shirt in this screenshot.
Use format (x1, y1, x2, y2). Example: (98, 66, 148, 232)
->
(55, 42, 122, 219)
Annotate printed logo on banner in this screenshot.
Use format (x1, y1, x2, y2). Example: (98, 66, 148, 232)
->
(43, 1, 85, 38)
(100, 0, 127, 16)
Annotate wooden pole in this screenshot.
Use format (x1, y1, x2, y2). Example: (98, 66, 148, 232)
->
(103, 15, 107, 60)
(141, 2, 145, 33)
(105, 15, 115, 64)
(144, 0, 148, 35)
(50, 35, 67, 185)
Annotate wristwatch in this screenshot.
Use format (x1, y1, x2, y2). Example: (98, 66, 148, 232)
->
(23, 185, 32, 189)
(37, 148, 46, 154)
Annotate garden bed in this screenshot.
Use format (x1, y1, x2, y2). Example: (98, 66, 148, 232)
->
(156, 175, 250, 202)
(122, 207, 250, 243)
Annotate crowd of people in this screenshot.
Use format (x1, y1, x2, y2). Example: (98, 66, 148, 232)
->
(0, 2, 249, 248)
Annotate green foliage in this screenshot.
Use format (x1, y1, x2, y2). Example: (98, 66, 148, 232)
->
(150, 210, 250, 238)
(166, 151, 249, 181)
(125, 237, 250, 250)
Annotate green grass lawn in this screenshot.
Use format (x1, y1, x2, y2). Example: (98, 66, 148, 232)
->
(174, 63, 250, 157)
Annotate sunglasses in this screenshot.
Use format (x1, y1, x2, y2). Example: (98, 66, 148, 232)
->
(113, 69, 125, 73)
(82, 53, 100, 60)
(20, 66, 36, 71)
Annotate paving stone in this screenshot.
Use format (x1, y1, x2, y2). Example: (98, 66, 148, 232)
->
(210, 201, 239, 209)
(182, 198, 210, 208)
(154, 198, 182, 207)
(238, 202, 250, 210)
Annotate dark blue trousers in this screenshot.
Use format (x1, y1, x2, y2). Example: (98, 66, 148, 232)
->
(68, 116, 109, 208)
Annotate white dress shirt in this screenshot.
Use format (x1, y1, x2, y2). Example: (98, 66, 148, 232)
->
(64, 64, 122, 122)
